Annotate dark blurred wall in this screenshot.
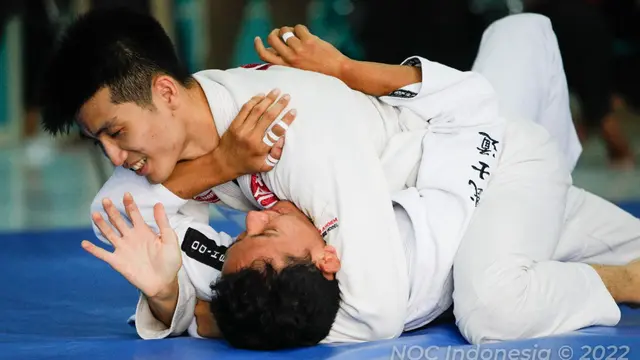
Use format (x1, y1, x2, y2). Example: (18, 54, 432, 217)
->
(350, 0, 486, 71)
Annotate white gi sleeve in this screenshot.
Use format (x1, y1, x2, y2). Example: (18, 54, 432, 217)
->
(378, 55, 506, 234)
(89, 167, 222, 339)
(379, 56, 503, 132)
(134, 266, 196, 339)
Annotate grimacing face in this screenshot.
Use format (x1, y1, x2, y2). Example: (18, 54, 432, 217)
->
(222, 201, 340, 279)
(78, 84, 187, 184)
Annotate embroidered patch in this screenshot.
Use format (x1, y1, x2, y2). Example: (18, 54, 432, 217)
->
(319, 217, 339, 238)
(402, 57, 422, 67)
(181, 228, 228, 271)
(467, 131, 500, 207)
(388, 89, 418, 98)
(250, 174, 279, 209)
(193, 189, 220, 204)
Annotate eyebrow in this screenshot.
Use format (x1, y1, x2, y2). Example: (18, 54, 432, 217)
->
(82, 117, 116, 139)
(229, 231, 277, 248)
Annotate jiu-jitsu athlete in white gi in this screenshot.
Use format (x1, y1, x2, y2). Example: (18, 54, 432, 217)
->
(43, 8, 456, 347)
(84, 13, 640, 349)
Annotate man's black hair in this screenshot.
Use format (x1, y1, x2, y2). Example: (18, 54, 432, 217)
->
(40, 8, 194, 135)
(210, 256, 341, 350)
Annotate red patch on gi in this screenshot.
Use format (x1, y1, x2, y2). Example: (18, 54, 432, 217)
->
(319, 218, 339, 238)
(250, 174, 279, 208)
(241, 63, 273, 71)
(193, 189, 220, 204)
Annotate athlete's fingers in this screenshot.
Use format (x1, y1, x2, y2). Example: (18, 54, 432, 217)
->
(293, 24, 314, 41)
(81, 240, 115, 265)
(92, 211, 121, 247)
(269, 108, 296, 140)
(254, 37, 286, 65)
(232, 94, 266, 129)
(255, 93, 291, 133)
(123, 193, 145, 227)
(154, 203, 176, 244)
(278, 26, 302, 51)
(102, 198, 131, 236)
(246, 89, 280, 131)
(267, 28, 294, 59)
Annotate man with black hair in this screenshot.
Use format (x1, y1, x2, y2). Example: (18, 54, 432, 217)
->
(210, 255, 341, 349)
(90, 170, 342, 348)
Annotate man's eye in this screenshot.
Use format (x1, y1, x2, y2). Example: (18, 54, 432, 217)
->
(78, 131, 101, 147)
(109, 130, 122, 138)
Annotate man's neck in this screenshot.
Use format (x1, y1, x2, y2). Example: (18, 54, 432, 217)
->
(179, 83, 220, 160)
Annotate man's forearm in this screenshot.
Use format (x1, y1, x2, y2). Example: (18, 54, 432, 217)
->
(147, 278, 180, 328)
(339, 59, 422, 97)
(162, 149, 236, 199)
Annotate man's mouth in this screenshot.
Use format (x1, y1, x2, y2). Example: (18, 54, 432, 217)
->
(129, 158, 147, 171)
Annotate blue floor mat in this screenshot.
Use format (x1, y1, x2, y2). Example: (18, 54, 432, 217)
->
(2, 211, 640, 360)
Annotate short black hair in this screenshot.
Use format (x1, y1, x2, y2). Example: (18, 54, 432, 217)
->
(40, 8, 194, 135)
(210, 256, 341, 350)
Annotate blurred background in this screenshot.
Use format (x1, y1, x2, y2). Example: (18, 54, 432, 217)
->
(0, 0, 638, 233)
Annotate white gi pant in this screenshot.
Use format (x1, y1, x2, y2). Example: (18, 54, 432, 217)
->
(452, 14, 640, 344)
(472, 13, 582, 171)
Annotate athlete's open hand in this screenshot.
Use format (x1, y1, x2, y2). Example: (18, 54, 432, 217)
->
(254, 25, 351, 80)
(216, 88, 297, 175)
(81, 193, 182, 299)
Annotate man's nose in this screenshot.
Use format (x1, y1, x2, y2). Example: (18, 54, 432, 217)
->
(101, 139, 128, 167)
(245, 211, 269, 235)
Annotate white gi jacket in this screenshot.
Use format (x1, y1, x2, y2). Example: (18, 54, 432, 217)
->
(91, 56, 505, 342)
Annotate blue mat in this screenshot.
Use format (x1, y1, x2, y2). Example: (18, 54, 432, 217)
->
(2, 211, 640, 360)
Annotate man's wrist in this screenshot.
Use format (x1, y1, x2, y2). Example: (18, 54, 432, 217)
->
(338, 58, 357, 85)
(209, 147, 239, 183)
(149, 276, 179, 302)
(146, 276, 180, 328)
(162, 149, 238, 199)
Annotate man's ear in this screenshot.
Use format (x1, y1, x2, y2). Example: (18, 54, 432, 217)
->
(152, 75, 181, 110)
(318, 245, 340, 280)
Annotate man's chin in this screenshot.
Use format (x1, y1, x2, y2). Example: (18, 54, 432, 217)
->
(146, 177, 161, 184)
(144, 171, 168, 185)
